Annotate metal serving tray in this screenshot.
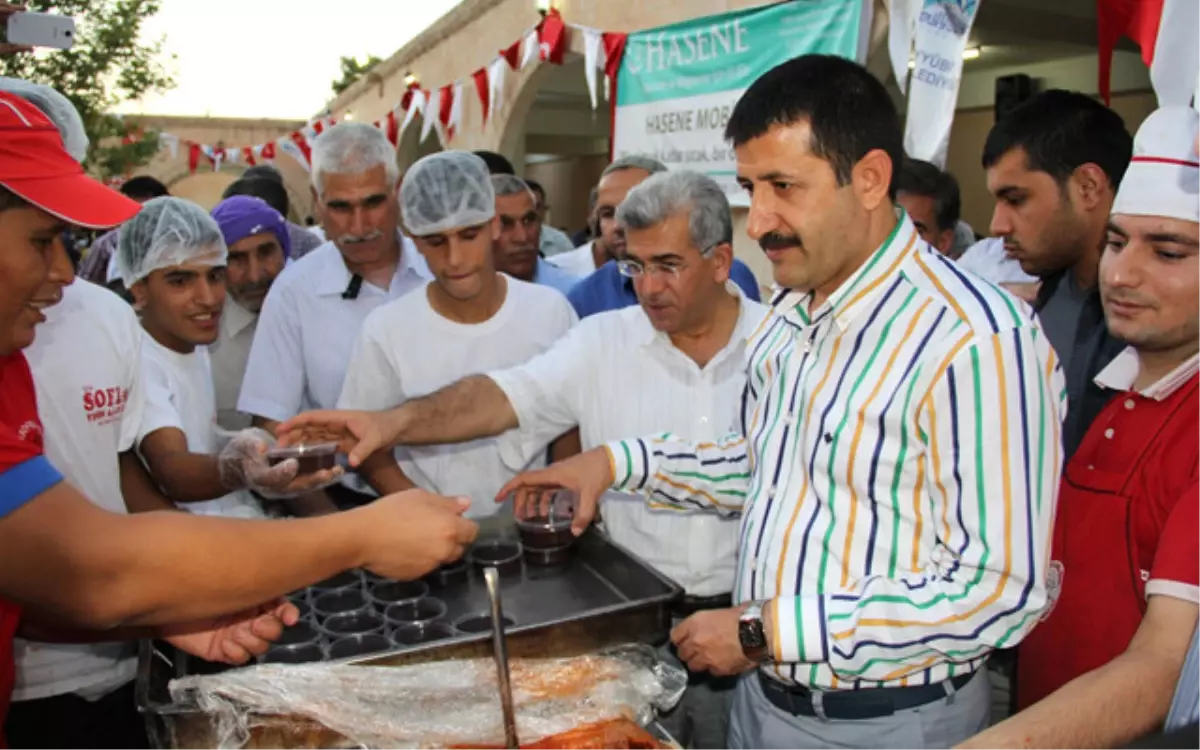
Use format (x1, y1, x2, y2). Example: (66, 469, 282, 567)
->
(137, 528, 683, 748)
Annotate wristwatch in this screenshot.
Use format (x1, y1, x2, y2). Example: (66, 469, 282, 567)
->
(738, 600, 770, 662)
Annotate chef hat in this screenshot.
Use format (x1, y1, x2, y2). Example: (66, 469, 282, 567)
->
(400, 151, 495, 236)
(118, 196, 226, 286)
(1112, 106, 1199, 224)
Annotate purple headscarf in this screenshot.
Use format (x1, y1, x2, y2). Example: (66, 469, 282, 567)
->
(210, 195, 291, 259)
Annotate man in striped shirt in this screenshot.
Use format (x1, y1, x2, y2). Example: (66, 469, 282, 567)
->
(498, 55, 1065, 748)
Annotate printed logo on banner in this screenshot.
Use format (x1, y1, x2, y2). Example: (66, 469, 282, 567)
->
(612, 1, 866, 206)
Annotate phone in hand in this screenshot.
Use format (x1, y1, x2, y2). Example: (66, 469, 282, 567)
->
(6, 11, 75, 50)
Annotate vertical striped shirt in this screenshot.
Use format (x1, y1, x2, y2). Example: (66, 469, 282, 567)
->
(605, 213, 1066, 690)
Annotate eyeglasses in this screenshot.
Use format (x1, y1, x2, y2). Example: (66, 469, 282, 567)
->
(616, 258, 687, 280)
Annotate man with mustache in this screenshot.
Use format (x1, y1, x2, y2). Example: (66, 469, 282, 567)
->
(983, 90, 1132, 457)
(490, 174, 580, 295)
(489, 55, 1064, 749)
(208, 196, 290, 432)
(564, 157, 763, 318)
(238, 123, 431, 508)
(0, 90, 480, 746)
(279, 169, 768, 748)
(962, 105, 1199, 749)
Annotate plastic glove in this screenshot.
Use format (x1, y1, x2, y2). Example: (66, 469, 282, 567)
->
(217, 427, 295, 495)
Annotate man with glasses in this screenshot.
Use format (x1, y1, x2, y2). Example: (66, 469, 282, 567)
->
(279, 170, 768, 748)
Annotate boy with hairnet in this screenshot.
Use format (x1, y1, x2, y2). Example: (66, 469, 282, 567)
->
(117, 197, 340, 517)
(335, 151, 578, 518)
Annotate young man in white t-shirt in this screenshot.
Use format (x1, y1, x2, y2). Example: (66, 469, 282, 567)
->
(338, 152, 577, 518)
(115, 197, 339, 518)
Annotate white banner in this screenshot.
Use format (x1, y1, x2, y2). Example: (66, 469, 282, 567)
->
(903, 1, 979, 167)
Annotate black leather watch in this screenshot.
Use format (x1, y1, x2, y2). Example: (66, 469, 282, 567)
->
(738, 601, 770, 662)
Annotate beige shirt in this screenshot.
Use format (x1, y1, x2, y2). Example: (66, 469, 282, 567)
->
(209, 296, 258, 431)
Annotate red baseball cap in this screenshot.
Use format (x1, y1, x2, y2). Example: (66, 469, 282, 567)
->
(0, 91, 141, 229)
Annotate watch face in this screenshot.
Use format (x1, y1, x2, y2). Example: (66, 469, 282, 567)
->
(739, 617, 766, 650)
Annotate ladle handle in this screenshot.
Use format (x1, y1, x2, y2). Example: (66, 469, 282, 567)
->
(484, 566, 519, 749)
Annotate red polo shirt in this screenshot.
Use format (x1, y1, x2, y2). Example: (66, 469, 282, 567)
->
(0, 351, 66, 743)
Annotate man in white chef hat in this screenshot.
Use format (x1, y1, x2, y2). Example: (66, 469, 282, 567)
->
(963, 105, 1200, 748)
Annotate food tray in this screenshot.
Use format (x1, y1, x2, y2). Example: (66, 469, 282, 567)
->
(137, 528, 683, 748)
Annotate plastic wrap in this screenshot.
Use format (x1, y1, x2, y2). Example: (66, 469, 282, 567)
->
(168, 644, 686, 749)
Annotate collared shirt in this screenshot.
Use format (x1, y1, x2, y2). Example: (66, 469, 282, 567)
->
(238, 236, 431, 422)
(956, 237, 1037, 285)
(287, 222, 324, 260)
(78, 229, 120, 285)
(1167, 629, 1200, 731)
(489, 286, 769, 596)
(547, 241, 600, 278)
(568, 259, 763, 319)
(539, 225, 576, 258)
(606, 213, 1065, 689)
(209, 297, 258, 431)
(1094, 347, 1199, 400)
(531, 257, 580, 296)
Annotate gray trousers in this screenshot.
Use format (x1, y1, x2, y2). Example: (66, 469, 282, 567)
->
(656, 635, 737, 748)
(728, 668, 991, 749)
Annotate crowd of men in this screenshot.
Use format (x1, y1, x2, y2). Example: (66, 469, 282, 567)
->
(0, 47, 1194, 750)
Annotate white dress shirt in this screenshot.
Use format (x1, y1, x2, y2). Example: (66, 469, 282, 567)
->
(209, 297, 258, 431)
(546, 241, 599, 278)
(15, 282, 143, 701)
(238, 236, 431, 422)
(957, 237, 1037, 285)
(140, 334, 264, 518)
(489, 287, 769, 595)
(338, 278, 577, 515)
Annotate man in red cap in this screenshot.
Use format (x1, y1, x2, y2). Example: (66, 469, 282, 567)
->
(0, 92, 479, 739)
(962, 106, 1199, 748)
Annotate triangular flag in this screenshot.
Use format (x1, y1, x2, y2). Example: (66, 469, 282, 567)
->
(602, 32, 629, 101)
(435, 83, 454, 143)
(278, 136, 310, 172)
(500, 40, 521, 70)
(259, 142, 275, 161)
(473, 67, 491, 125)
(385, 108, 400, 146)
(211, 146, 226, 171)
(401, 87, 426, 139)
(539, 9, 567, 64)
(241, 145, 257, 166)
(160, 133, 180, 159)
(1097, 0, 1165, 104)
(447, 80, 464, 141)
(289, 131, 312, 165)
(187, 142, 201, 174)
(488, 57, 508, 120)
(582, 27, 604, 109)
(520, 28, 540, 69)
(312, 119, 326, 137)
(226, 147, 240, 166)
(1151, 0, 1199, 106)
(420, 89, 439, 143)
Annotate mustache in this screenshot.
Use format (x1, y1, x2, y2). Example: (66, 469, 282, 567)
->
(338, 229, 385, 245)
(759, 232, 802, 251)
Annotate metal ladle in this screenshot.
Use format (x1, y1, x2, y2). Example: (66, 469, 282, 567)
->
(484, 566, 519, 749)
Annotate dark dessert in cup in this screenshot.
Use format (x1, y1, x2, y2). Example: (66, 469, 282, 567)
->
(266, 442, 338, 474)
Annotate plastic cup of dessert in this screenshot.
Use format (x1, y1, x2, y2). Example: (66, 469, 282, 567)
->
(383, 597, 447, 629)
(390, 621, 457, 647)
(327, 633, 392, 661)
(424, 560, 469, 588)
(311, 589, 370, 621)
(515, 489, 577, 547)
(466, 540, 523, 576)
(260, 642, 325, 665)
(368, 580, 429, 611)
(265, 442, 339, 474)
(453, 611, 516, 635)
(321, 611, 386, 638)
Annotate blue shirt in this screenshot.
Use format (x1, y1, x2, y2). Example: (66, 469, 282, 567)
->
(567, 258, 762, 319)
(532, 257, 580, 296)
(1167, 628, 1200, 731)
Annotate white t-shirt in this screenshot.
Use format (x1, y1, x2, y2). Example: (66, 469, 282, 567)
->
(337, 277, 577, 516)
(488, 288, 769, 596)
(15, 281, 144, 701)
(139, 333, 264, 518)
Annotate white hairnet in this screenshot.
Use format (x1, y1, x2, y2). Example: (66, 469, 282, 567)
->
(400, 151, 495, 236)
(117, 196, 227, 286)
(0, 77, 88, 162)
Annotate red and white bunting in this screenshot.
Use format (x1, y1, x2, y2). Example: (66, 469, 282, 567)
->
(488, 56, 508, 120)
(581, 26, 604, 109)
(539, 9, 567, 65)
(472, 66, 491, 125)
(520, 27, 540, 70)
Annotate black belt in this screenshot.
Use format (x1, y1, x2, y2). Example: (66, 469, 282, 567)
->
(668, 593, 732, 619)
(758, 670, 976, 720)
